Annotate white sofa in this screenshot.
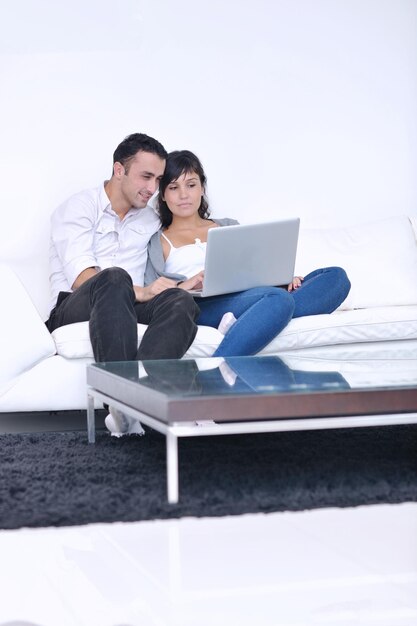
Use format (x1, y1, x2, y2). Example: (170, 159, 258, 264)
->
(1, 214, 417, 416)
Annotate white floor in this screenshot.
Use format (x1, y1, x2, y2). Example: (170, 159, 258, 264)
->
(0, 502, 416, 626)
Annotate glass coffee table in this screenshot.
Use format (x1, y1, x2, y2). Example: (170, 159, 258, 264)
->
(86, 355, 417, 503)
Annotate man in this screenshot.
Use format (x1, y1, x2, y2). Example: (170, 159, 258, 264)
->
(46, 133, 200, 434)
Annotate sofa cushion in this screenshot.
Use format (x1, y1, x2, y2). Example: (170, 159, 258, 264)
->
(295, 215, 417, 310)
(260, 305, 417, 354)
(52, 322, 224, 359)
(0, 264, 56, 387)
(52, 305, 417, 359)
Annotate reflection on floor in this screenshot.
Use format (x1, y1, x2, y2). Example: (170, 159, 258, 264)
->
(0, 503, 416, 626)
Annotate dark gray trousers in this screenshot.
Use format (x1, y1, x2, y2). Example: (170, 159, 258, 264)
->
(46, 267, 200, 362)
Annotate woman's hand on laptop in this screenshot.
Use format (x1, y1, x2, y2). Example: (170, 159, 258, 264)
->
(287, 276, 304, 292)
(177, 271, 205, 292)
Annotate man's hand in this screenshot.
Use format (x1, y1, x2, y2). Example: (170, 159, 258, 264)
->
(177, 271, 204, 292)
(287, 276, 304, 292)
(134, 277, 179, 302)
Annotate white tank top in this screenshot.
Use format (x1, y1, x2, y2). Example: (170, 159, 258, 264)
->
(162, 232, 207, 277)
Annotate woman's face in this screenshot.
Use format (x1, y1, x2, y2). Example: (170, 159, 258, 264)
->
(163, 170, 204, 218)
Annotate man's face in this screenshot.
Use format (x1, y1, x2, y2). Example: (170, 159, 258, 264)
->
(119, 151, 166, 209)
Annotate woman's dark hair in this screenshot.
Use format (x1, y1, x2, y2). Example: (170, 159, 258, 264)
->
(158, 150, 210, 228)
(112, 133, 167, 174)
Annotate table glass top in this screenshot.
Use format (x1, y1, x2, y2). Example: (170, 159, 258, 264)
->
(90, 355, 417, 398)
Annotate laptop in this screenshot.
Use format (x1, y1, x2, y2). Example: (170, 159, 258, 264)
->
(188, 218, 300, 297)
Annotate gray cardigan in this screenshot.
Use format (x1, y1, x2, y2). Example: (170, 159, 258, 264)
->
(144, 217, 239, 285)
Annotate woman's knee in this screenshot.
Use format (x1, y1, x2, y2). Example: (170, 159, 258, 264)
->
(268, 289, 295, 317)
(329, 266, 351, 297)
(335, 266, 350, 284)
(304, 266, 351, 293)
(244, 286, 294, 312)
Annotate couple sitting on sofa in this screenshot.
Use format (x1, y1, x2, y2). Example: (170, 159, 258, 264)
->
(46, 132, 351, 436)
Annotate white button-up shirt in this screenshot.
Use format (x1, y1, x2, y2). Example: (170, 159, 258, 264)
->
(49, 183, 160, 310)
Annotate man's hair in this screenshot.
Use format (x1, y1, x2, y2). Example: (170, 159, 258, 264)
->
(112, 133, 168, 174)
(158, 150, 210, 228)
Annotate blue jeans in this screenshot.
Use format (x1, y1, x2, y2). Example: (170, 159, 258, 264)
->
(196, 266, 351, 357)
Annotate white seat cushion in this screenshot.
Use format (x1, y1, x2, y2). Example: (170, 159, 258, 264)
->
(52, 305, 417, 359)
(52, 322, 224, 359)
(259, 305, 417, 354)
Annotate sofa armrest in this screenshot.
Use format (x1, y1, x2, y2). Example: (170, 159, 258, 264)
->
(0, 264, 56, 387)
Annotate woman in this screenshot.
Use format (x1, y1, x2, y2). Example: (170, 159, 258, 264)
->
(145, 150, 351, 357)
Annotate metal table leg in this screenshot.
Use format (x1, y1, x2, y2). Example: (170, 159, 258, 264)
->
(87, 392, 96, 443)
(166, 430, 179, 504)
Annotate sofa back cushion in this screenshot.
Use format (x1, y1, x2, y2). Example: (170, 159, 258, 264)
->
(0, 264, 56, 387)
(295, 215, 417, 309)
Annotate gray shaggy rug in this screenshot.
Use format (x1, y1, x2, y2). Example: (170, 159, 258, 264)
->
(1, 425, 417, 529)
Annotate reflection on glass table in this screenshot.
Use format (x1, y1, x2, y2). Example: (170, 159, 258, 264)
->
(102, 356, 352, 398)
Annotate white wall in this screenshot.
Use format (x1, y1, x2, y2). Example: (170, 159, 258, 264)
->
(0, 0, 416, 316)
